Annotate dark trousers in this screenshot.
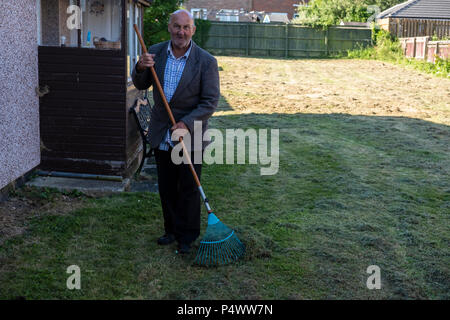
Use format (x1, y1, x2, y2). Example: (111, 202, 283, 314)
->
(154, 148, 202, 244)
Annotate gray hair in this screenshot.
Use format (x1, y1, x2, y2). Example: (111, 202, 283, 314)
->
(169, 9, 195, 26)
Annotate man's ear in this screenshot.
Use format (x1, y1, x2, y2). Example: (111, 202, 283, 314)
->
(192, 25, 196, 36)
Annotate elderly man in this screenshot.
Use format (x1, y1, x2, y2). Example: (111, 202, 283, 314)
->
(132, 9, 220, 254)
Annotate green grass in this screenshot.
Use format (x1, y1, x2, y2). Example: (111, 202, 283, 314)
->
(1, 111, 448, 299)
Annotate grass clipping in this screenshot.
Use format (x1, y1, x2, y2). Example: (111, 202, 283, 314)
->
(233, 225, 277, 261)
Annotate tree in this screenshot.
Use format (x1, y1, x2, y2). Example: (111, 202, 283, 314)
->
(143, 0, 181, 45)
(293, 0, 405, 27)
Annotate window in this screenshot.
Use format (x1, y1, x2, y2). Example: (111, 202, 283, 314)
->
(216, 9, 239, 22)
(38, 0, 122, 49)
(82, 0, 122, 48)
(218, 15, 239, 22)
(127, 0, 143, 80)
(191, 8, 207, 20)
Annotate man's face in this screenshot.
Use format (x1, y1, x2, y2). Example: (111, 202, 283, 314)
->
(168, 12, 196, 50)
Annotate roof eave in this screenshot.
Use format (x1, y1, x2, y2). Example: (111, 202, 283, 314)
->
(137, 0, 152, 7)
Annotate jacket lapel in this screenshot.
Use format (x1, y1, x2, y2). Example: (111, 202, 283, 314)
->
(170, 41, 199, 104)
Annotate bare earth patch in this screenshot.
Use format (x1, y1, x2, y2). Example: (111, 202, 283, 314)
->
(0, 187, 90, 245)
(217, 57, 450, 125)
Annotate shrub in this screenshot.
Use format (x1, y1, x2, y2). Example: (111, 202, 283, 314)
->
(192, 19, 212, 49)
(345, 29, 449, 78)
(143, 0, 181, 45)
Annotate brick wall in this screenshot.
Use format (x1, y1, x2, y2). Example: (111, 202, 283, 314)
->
(252, 0, 303, 19)
(400, 36, 450, 63)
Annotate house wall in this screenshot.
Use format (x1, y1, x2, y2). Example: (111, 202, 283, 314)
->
(0, 1, 41, 190)
(252, 0, 301, 19)
(184, 0, 252, 21)
(184, 0, 305, 21)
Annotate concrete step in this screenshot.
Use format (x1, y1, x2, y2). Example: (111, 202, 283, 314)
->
(26, 176, 130, 196)
(26, 158, 159, 195)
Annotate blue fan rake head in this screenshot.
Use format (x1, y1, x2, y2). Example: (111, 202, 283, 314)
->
(194, 213, 245, 266)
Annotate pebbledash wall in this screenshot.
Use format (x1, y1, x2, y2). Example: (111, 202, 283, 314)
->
(0, 1, 41, 190)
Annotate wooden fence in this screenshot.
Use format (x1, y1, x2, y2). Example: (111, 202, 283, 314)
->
(379, 18, 450, 38)
(196, 22, 372, 58)
(399, 37, 450, 63)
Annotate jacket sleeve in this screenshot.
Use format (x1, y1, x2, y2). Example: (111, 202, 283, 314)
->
(180, 57, 220, 133)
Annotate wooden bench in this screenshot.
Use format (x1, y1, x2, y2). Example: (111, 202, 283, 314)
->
(131, 96, 154, 177)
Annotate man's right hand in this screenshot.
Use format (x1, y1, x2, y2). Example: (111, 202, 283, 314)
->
(136, 53, 155, 72)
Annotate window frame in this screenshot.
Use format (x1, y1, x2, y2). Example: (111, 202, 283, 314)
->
(127, 0, 143, 83)
(191, 8, 207, 20)
(37, 0, 123, 49)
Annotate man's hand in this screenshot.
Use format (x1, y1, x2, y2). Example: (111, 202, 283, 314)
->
(137, 53, 155, 72)
(171, 121, 189, 141)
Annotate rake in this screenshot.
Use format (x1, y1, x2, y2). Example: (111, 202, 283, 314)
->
(133, 25, 245, 266)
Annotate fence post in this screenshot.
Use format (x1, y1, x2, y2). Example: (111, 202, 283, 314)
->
(325, 27, 329, 56)
(246, 23, 250, 56)
(285, 24, 289, 58)
(413, 37, 416, 58)
(424, 36, 429, 61)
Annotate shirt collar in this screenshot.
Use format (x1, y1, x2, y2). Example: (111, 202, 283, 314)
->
(167, 40, 193, 60)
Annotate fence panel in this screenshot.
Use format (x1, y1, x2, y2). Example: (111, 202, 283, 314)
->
(204, 23, 248, 56)
(249, 24, 286, 57)
(328, 27, 372, 53)
(200, 22, 372, 58)
(288, 26, 326, 57)
(389, 18, 450, 38)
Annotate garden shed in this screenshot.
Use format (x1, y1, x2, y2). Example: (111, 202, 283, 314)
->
(376, 0, 450, 38)
(37, 0, 151, 180)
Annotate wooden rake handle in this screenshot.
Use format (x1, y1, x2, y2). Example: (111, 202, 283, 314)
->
(133, 24, 202, 188)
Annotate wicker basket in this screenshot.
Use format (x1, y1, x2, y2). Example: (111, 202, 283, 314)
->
(93, 40, 121, 50)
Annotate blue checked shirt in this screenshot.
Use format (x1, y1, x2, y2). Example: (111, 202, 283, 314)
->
(158, 41, 193, 151)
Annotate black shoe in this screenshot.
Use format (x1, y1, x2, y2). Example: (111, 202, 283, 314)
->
(157, 233, 175, 245)
(177, 243, 191, 254)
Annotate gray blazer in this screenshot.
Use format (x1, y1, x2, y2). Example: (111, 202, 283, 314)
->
(132, 40, 220, 151)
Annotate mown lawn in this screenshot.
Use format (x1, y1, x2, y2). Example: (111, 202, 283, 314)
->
(0, 57, 449, 299)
